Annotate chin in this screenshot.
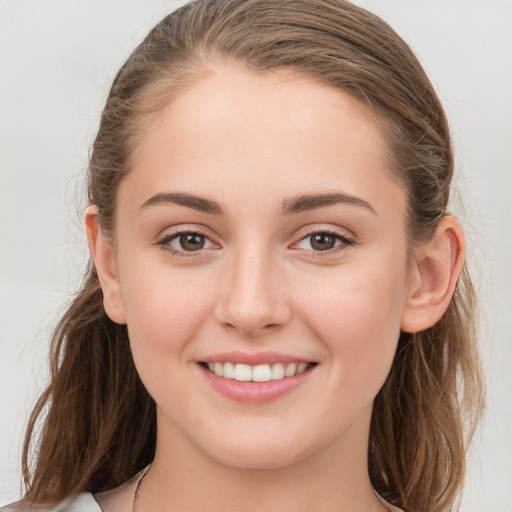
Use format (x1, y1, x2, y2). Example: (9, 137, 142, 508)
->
(198, 429, 319, 471)
(212, 446, 305, 470)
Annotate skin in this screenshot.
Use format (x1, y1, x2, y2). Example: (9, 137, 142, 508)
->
(88, 65, 464, 512)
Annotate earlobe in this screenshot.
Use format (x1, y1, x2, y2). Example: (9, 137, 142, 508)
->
(84, 205, 127, 325)
(401, 216, 465, 333)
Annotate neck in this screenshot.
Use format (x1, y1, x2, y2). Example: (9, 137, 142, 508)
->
(139, 407, 387, 512)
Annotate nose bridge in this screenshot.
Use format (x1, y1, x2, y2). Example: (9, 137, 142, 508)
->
(215, 239, 290, 336)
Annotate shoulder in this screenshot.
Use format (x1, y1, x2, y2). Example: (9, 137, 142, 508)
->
(0, 493, 101, 512)
(374, 490, 405, 512)
(1, 466, 146, 512)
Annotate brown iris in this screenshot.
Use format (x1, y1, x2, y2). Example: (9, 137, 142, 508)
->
(179, 233, 206, 251)
(310, 233, 337, 251)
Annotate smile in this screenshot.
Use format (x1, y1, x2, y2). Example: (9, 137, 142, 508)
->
(201, 361, 314, 382)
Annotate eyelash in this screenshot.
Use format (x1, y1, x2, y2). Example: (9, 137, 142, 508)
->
(156, 228, 211, 259)
(296, 227, 354, 258)
(156, 227, 354, 259)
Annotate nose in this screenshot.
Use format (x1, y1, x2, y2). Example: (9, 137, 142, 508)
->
(213, 245, 291, 337)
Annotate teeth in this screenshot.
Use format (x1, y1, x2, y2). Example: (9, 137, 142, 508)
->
(234, 364, 252, 381)
(223, 362, 235, 379)
(284, 363, 297, 377)
(204, 361, 312, 381)
(252, 364, 271, 382)
(271, 363, 285, 380)
(296, 362, 308, 374)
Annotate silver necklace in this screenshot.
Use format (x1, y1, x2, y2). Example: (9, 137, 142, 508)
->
(132, 465, 150, 512)
(131, 465, 395, 512)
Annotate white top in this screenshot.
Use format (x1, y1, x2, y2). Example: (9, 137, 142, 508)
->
(1, 493, 404, 512)
(1, 470, 403, 512)
(0, 468, 142, 512)
(0, 493, 101, 512)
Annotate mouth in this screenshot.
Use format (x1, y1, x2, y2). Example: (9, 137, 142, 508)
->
(199, 361, 317, 382)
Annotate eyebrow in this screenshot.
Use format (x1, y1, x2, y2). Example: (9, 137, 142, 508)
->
(282, 192, 376, 215)
(139, 191, 376, 215)
(140, 192, 224, 214)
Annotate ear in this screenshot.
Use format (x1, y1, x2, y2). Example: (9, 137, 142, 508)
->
(401, 216, 465, 333)
(85, 205, 127, 324)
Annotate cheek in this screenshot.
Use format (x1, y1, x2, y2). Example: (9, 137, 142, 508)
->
(297, 255, 408, 395)
(118, 259, 216, 368)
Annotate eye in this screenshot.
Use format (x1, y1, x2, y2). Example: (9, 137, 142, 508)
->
(173, 232, 209, 251)
(157, 229, 216, 257)
(294, 229, 353, 254)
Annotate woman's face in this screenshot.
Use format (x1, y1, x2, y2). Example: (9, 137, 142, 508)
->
(108, 65, 414, 469)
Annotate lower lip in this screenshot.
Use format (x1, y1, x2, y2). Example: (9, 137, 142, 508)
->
(199, 364, 315, 403)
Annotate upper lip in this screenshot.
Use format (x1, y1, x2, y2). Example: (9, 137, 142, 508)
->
(199, 350, 314, 366)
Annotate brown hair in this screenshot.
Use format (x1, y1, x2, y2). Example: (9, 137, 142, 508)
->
(22, 1, 484, 511)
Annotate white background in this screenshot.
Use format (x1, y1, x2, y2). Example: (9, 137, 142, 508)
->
(1, 1, 511, 510)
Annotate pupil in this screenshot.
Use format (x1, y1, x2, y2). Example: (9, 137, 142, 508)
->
(180, 233, 205, 251)
(311, 233, 335, 251)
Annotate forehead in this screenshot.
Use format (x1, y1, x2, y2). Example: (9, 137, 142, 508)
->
(121, 64, 406, 219)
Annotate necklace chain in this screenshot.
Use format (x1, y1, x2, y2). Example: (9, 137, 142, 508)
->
(132, 465, 150, 512)
(130, 465, 395, 512)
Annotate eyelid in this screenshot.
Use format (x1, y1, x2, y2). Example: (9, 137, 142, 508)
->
(156, 224, 355, 258)
(290, 226, 355, 256)
(156, 225, 220, 257)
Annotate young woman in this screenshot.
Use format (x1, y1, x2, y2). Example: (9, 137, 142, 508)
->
(2, 1, 484, 511)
